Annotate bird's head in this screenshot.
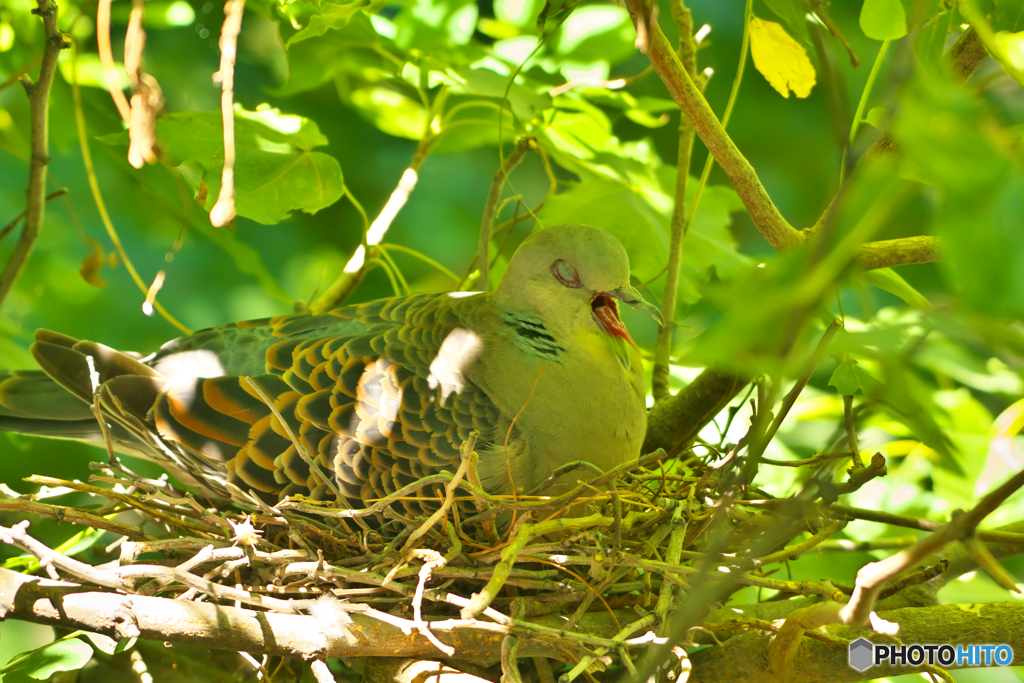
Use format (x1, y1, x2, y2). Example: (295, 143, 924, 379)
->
(495, 225, 664, 345)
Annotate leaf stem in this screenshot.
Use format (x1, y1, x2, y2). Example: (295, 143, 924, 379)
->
(379, 243, 459, 283)
(842, 38, 890, 185)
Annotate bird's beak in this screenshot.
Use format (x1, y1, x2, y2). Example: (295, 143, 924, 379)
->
(608, 285, 665, 327)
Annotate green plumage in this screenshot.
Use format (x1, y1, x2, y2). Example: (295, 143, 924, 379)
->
(0, 225, 660, 516)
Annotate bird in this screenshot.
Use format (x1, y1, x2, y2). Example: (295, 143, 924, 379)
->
(0, 225, 662, 517)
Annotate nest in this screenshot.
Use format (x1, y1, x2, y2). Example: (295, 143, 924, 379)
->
(0, 432, 896, 683)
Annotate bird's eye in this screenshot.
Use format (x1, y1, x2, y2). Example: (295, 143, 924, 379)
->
(551, 259, 583, 288)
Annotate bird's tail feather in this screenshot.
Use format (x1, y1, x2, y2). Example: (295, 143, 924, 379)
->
(0, 369, 100, 438)
(0, 330, 235, 501)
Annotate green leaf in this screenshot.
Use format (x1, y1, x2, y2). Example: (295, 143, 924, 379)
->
(860, 0, 908, 40)
(553, 6, 634, 65)
(864, 106, 886, 128)
(861, 268, 930, 309)
(449, 66, 552, 122)
(287, 0, 387, 45)
(829, 359, 881, 395)
(271, 16, 390, 97)
(348, 86, 427, 139)
(1, 639, 93, 681)
(494, 0, 543, 28)
(760, 0, 810, 44)
(990, 0, 1024, 32)
(894, 76, 1024, 319)
(103, 106, 345, 226)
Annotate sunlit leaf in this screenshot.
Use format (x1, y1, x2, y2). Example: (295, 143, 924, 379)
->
(286, 0, 387, 45)
(2, 639, 93, 681)
(860, 0, 907, 40)
(553, 6, 634, 65)
(990, 30, 1024, 86)
(864, 106, 886, 129)
(102, 105, 345, 226)
(749, 17, 816, 98)
(829, 359, 881, 395)
(349, 86, 427, 139)
(495, 0, 543, 28)
(860, 268, 929, 309)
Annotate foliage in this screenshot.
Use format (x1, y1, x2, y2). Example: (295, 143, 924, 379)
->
(1, 0, 1024, 681)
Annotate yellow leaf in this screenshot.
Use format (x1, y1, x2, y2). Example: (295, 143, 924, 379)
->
(749, 17, 816, 99)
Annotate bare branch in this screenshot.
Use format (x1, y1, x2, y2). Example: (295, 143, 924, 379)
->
(644, 368, 747, 455)
(209, 0, 246, 226)
(0, 0, 69, 309)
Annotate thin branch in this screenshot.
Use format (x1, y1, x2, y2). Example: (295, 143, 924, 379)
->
(644, 368, 747, 456)
(761, 318, 842, 448)
(827, 504, 1024, 545)
(756, 461, 1024, 680)
(96, 0, 131, 122)
(0, 53, 43, 92)
(312, 147, 428, 313)
(310, 659, 337, 683)
(842, 462, 1024, 628)
(857, 236, 941, 271)
(209, 0, 245, 226)
(478, 137, 535, 291)
(0, 0, 69, 309)
(0, 188, 67, 243)
(947, 26, 988, 83)
(622, 0, 802, 251)
(652, 0, 698, 402)
(0, 494, 151, 541)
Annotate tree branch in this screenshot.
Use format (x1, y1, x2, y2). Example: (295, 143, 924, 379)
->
(643, 368, 747, 455)
(0, 567, 627, 661)
(623, 0, 801, 251)
(691, 601, 1024, 683)
(0, 0, 69, 309)
(948, 26, 988, 83)
(652, 0, 698, 403)
(856, 235, 942, 271)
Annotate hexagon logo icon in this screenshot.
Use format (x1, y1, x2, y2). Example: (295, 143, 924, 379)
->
(849, 637, 874, 672)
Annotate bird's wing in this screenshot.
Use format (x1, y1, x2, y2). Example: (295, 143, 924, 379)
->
(29, 293, 504, 514)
